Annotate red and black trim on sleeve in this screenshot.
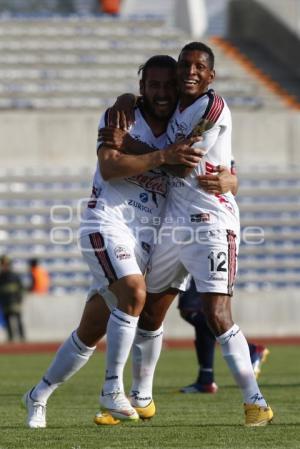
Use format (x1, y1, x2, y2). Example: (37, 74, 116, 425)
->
(202, 89, 225, 124)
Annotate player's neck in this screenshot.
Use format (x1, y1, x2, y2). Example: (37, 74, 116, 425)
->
(143, 111, 168, 137)
(179, 91, 208, 111)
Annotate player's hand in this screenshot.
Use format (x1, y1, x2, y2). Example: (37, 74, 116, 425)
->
(98, 127, 128, 150)
(197, 165, 237, 194)
(108, 94, 137, 129)
(106, 109, 129, 130)
(164, 137, 204, 167)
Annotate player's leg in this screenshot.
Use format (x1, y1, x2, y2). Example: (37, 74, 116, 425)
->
(94, 287, 177, 425)
(23, 293, 109, 428)
(201, 293, 273, 425)
(179, 312, 217, 393)
(129, 288, 177, 417)
(184, 230, 273, 426)
(126, 238, 188, 416)
(95, 233, 185, 425)
(81, 230, 147, 421)
(178, 278, 217, 393)
(100, 274, 146, 409)
(23, 229, 119, 428)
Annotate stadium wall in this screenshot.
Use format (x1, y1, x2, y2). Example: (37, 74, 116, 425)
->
(229, 0, 300, 78)
(1, 110, 300, 169)
(255, 0, 300, 38)
(0, 289, 298, 343)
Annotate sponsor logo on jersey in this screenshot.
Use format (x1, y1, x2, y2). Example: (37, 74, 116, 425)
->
(126, 170, 168, 207)
(190, 213, 211, 223)
(128, 199, 152, 214)
(114, 245, 131, 260)
(168, 178, 184, 188)
(208, 273, 227, 281)
(139, 192, 149, 203)
(168, 118, 189, 142)
(141, 241, 151, 254)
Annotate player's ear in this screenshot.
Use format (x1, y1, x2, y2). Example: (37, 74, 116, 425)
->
(139, 79, 145, 96)
(209, 69, 216, 84)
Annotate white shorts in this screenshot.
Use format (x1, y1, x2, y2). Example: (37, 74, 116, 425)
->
(80, 226, 151, 309)
(146, 229, 239, 295)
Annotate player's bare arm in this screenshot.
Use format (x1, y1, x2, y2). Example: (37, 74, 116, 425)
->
(198, 165, 238, 195)
(98, 127, 150, 155)
(99, 126, 204, 178)
(109, 93, 138, 128)
(98, 137, 203, 181)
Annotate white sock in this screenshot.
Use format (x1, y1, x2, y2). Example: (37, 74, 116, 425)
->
(32, 331, 96, 404)
(103, 308, 139, 394)
(130, 325, 163, 407)
(216, 324, 267, 406)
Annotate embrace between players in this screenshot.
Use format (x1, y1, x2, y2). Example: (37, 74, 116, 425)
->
(23, 42, 273, 428)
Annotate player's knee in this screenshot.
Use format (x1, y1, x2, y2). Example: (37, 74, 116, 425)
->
(130, 285, 147, 308)
(204, 306, 233, 336)
(118, 283, 146, 315)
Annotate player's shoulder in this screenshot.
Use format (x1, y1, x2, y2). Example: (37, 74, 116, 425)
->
(202, 89, 229, 124)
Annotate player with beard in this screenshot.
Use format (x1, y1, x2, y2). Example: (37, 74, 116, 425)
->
(22, 55, 203, 427)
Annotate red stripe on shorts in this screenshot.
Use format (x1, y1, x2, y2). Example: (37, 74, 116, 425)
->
(89, 232, 117, 284)
(226, 230, 237, 296)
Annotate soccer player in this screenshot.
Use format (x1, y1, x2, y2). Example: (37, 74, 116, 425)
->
(144, 42, 273, 426)
(178, 277, 270, 393)
(22, 55, 203, 428)
(103, 42, 274, 426)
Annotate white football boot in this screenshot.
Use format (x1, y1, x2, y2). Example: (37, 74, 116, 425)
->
(22, 388, 47, 428)
(100, 391, 139, 422)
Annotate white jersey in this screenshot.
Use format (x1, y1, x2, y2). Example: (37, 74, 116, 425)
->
(80, 107, 169, 238)
(166, 89, 239, 233)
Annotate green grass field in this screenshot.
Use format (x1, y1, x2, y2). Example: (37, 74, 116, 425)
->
(1, 345, 300, 449)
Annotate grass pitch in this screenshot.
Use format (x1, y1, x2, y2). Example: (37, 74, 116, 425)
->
(0, 345, 300, 449)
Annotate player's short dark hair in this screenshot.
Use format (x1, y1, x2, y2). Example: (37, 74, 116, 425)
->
(179, 42, 215, 69)
(138, 55, 177, 82)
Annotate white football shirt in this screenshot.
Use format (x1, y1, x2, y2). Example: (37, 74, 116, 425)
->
(80, 107, 169, 237)
(165, 89, 240, 233)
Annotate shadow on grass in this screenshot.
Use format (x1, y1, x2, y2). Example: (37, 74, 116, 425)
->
(2, 422, 299, 430)
(158, 383, 300, 394)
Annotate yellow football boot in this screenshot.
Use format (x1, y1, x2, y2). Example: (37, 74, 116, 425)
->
(244, 404, 274, 427)
(133, 400, 156, 420)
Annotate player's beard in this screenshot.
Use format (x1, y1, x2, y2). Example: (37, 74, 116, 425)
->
(143, 96, 173, 121)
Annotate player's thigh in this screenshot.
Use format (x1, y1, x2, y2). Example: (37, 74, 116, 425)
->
(80, 231, 142, 283)
(146, 236, 188, 293)
(79, 231, 144, 310)
(182, 229, 239, 296)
